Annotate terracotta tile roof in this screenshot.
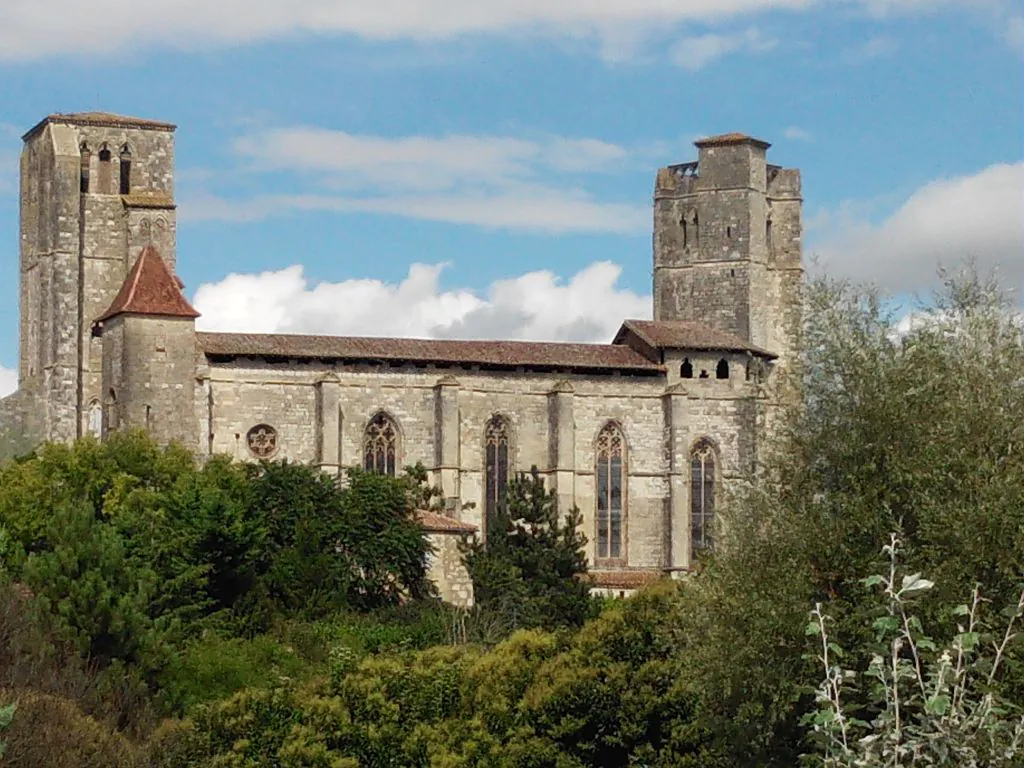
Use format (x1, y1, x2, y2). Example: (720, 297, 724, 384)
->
(615, 320, 776, 358)
(694, 132, 771, 149)
(585, 569, 666, 590)
(196, 332, 664, 373)
(23, 112, 176, 139)
(417, 511, 478, 534)
(97, 246, 200, 322)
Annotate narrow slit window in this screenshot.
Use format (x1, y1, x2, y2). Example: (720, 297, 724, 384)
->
(119, 144, 132, 195)
(79, 143, 91, 194)
(596, 422, 626, 561)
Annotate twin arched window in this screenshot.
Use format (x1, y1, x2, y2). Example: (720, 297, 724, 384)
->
(484, 415, 511, 534)
(691, 440, 717, 553)
(596, 422, 626, 561)
(363, 412, 398, 476)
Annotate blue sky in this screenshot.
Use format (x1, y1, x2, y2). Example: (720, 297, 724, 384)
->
(0, 0, 1022, 394)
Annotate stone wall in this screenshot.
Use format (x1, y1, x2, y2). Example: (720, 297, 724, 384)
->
(198, 355, 757, 572)
(425, 531, 474, 607)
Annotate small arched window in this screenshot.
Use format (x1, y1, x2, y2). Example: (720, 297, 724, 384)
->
(691, 440, 717, 554)
(681, 358, 694, 379)
(86, 399, 102, 437)
(79, 142, 91, 194)
(97, 145, 113, 194)
(363, 412, 399, 476)
(119, 144, 132, 195)
(596, 422, 626, 561)
(105, 388, 118, 432)
(484, 415, 511, 535)
(716, 359, 729, 379)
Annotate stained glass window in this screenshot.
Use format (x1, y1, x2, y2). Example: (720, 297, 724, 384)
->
(363, 412, 398, 476)
(596, 423, 626, 560)
(484, 415, 510, 535)
(691, 440, 717, 553)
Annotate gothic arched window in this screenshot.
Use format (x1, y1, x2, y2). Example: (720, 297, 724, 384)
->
(87, 399, 102, 438)
(484, 415, 511, 534)
(97, 144, 113, 194)
(716, 359, 729, 379)
(119, 144, 132, 195)
(681, 358, 694, 379)
(691, 440, 717, 554)
(80, 142, 91, 194)
(596, 422, 626, 561)
(363, 412, 398, 476)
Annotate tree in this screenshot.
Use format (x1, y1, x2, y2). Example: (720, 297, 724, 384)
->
(678, 267, 1024, 765)
(463, 466, 591, 631)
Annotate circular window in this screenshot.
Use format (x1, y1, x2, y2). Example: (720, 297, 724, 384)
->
(246, 424, 278, 458)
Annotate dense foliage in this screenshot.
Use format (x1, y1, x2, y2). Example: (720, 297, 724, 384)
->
(1, 266, 1022, 766)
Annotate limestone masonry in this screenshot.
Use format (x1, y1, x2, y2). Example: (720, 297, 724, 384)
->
(0, 112, 803, 601)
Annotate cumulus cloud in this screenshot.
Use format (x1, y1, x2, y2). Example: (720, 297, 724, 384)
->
(180, 129, 648, 234)
(193, 260, 651, 343)
(3, 0, 1014, 62)
(812, 162, 1024, 292)
(669, 27, 777, 71)
(0, 366, 16, 398)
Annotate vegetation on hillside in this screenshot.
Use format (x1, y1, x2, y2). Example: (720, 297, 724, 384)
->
(0, 266, 1022, 766)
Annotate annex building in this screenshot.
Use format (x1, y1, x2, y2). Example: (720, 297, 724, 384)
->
(0, 112, 802, 601)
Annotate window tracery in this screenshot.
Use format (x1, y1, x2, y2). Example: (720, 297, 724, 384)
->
(247, 424, 278, 458)
(691, 440, 717, 554)
(596, 422, 626, 561)
(363, 412, 398, 476)
(484, 415, 511, 535)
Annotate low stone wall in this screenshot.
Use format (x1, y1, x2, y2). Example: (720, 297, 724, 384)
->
(419, 511, 476, 608)
(0, 390, 38, 460)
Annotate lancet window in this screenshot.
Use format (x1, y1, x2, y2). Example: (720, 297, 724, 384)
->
(484, 415, 511, 534)
(596, 422, 626, 561)
(691, 440, 717, 554)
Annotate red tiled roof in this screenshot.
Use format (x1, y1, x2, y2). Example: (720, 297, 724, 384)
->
(694, 132, 771, 149)
(98, 246, 200, 322)
(417, 511, 478, 534)
(586, 569, 665, 590)
(196, 332, 664, 373)
(23, 111, 176, 139)
(615, 320, 776, 358)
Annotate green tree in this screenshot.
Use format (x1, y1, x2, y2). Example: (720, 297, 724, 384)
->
(463, 466, 591, 632)
(681, 267, 1024, 765)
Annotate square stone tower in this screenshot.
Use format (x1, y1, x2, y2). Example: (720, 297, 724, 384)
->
(18, 112, 178, 443)
(652, 133, 802, 375)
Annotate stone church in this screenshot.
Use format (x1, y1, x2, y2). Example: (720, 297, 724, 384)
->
(0, 112, 802, 599)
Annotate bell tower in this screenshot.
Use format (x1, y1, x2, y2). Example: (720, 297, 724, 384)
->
(18, 112, 178, 443)
(651, 133, 802, 371)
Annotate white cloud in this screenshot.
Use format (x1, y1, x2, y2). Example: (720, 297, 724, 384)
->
(193, 260, 651, 343)
(843, 34, 899, 62)
(180, 128, 648, 233)
(1005, 15, 1024, 54)
(0, 366, 16, 398)
(812, 162, 1024, 292)
(0, 0, 816, 61)
(669, 27, 777, 71)
(5, 0, 1012, 63)
(783, 126, 814, 142)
